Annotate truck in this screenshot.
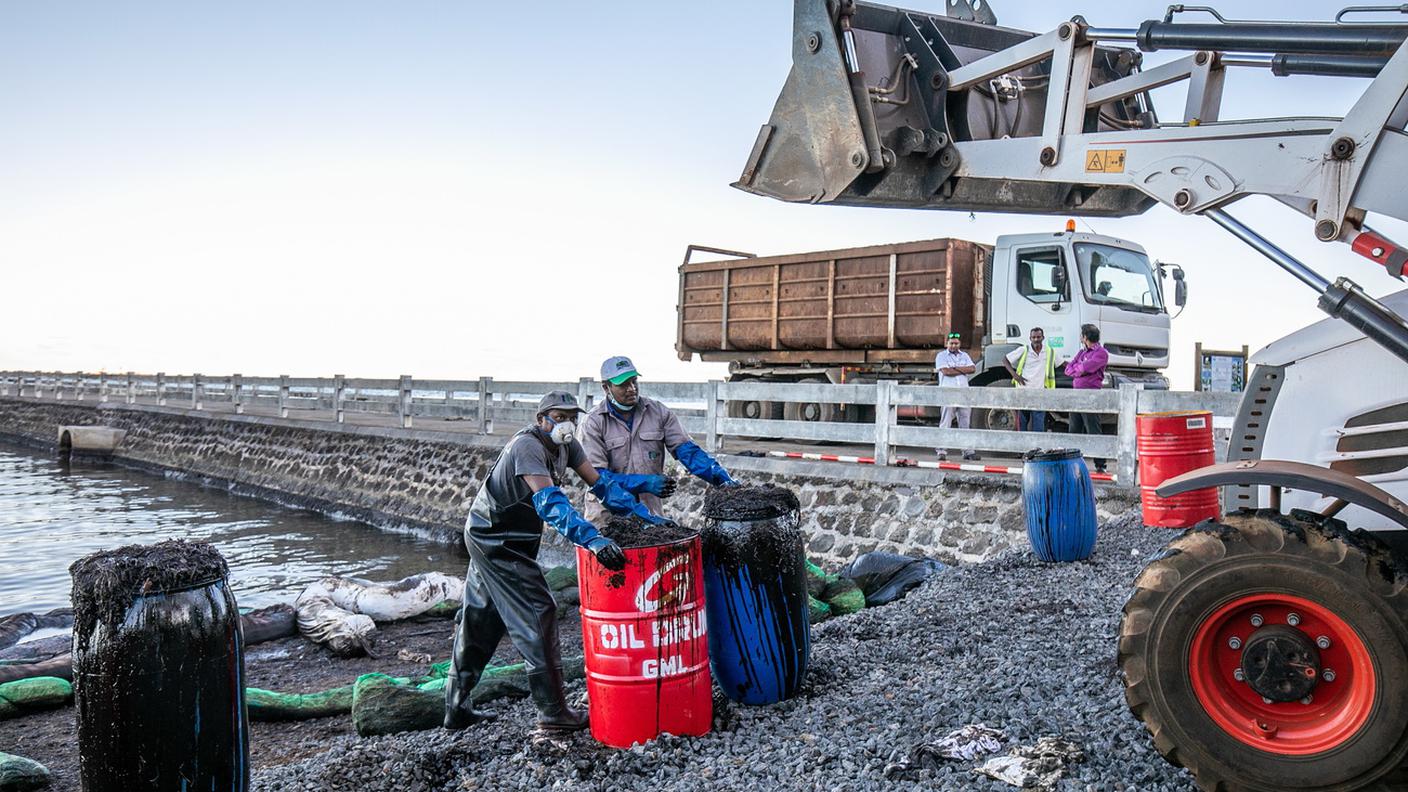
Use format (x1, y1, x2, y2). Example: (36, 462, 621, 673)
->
(676, 229, 1183, 427)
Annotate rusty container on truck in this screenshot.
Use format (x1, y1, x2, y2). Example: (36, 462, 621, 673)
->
(677, 238, 989, 366)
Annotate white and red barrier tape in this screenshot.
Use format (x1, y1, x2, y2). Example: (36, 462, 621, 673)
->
(763, 450, 1117, 483)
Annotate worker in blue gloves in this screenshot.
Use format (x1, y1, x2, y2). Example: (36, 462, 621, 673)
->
(445, 390, 671, 732)
(579, 355, 738, 524)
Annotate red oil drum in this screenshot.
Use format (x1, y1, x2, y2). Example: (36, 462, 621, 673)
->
(576, 533, 711, 748)
(1137, 410, 1221, 528)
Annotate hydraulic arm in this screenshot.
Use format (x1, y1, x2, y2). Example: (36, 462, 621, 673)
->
(736, 1, 1408, 363)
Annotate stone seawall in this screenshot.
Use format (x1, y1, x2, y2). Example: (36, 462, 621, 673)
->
(0, 397, 1135, 565)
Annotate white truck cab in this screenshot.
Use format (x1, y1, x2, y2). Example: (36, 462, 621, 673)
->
(980, 228, 1179, 390)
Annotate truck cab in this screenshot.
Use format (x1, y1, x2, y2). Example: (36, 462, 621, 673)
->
(981, 229, 1176, 390)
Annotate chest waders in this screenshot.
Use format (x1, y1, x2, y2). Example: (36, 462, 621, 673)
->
(445, 429, 587, 731)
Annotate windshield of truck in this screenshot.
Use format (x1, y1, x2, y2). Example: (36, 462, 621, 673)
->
(1074, 243, 1164, 313)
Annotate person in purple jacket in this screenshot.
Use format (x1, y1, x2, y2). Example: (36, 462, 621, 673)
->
(1066, 324, 1110, 472)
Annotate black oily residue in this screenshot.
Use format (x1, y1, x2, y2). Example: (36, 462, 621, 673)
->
(70, 540, 229, 640)
(597, 515, 696, 549)
(703, 514, 804, 576)
(605, 571, 627, 589)
(703, 484, 800, 521)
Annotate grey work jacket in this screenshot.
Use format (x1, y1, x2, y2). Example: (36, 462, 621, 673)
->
(577, 396, 690, 522)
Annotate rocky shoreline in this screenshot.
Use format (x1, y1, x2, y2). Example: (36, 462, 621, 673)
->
(2, 511, 1201, 791)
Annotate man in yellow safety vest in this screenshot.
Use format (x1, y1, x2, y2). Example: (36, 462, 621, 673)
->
(1003, 326, 1064, 432)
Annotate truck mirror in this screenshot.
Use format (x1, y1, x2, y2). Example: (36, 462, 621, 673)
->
(1052, 266, 1068, 298)
(1175, 279, 1188, 308)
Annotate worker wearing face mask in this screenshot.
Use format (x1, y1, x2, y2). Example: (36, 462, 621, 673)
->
(579, 356, 737, 524)
(445, 390, 670, 732)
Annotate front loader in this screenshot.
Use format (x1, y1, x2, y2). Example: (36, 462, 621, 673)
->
(735, 2, 1408, 789)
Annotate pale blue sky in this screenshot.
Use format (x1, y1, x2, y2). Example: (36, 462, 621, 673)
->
(2, 1, 1402, 388)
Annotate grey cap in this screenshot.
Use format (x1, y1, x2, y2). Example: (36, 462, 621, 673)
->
(600, 355, 640, 385)
(536, 390, 584, 416)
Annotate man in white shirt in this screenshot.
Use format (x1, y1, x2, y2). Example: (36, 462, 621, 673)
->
(1003, 327, 1065, 432)
(934, 332, 979, 461)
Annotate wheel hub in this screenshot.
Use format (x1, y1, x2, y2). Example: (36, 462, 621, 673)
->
(1241, 625, 1321, 702)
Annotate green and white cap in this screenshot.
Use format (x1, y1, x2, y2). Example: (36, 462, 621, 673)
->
(600, 355, 640, 385)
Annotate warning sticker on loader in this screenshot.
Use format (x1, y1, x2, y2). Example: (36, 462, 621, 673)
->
(1084, 149, 1126, 173)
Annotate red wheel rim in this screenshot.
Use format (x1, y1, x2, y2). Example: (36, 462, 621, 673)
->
(1188, 593, 1376, 755)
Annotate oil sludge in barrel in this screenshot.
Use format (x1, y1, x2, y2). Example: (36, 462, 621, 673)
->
(702, 485, 810, 705)
(70, 540, 249, 791)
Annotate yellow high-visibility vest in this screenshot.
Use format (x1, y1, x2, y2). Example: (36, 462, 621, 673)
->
(1015, 345, 1056, 388)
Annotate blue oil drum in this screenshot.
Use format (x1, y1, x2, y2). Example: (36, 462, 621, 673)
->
(1022, 448, 1099, 562)
(71, 540, 249, 791)
(701, 485, 810, 705)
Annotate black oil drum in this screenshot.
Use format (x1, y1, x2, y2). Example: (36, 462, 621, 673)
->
(70, 540, 249, 791)
(701, 484, 810, 705)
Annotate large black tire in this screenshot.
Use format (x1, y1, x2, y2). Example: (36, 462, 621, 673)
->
(1119, 510, 1408, 791)
(782, 378, 851, 445)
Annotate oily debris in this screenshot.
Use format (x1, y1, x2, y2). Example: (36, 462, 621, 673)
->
(596, 516, 696, 549)
(703, 484, 800, 521)
(70, 540, 229, 638)
(702, 513, 804, 576)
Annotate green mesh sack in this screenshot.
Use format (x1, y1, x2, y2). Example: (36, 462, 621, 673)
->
(352, 673, 441, 737)
(422, 600, 461, 619)
(804, 560, 830, 599)
(822, 578, 866, 616)
(808, 596, 832, 624)
(0, 751, 51, 791)
(245, 685, 355, 721)
(0, 677, 71, 720)
(543, 566, 578, 592)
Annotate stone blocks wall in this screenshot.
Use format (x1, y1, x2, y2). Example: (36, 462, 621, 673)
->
(0, 398, 1137, 566)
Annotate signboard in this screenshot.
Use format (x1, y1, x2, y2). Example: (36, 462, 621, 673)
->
(1195, 343, 1248, 393)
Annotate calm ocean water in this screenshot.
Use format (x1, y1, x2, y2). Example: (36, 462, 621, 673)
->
(0, 440, 465, 617)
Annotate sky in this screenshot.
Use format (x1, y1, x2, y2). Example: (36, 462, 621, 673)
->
(2, 0, 1404, 389)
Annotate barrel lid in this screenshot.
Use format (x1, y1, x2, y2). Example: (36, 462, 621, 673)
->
(71, 540, 229, 635)
(1022, 448, 1083, 462)
(703, 484, 800, 521)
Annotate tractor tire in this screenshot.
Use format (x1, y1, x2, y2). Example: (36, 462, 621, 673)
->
(1119, 509, 1408, 791)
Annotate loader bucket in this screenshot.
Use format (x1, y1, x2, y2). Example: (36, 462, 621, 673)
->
(734, 0, 1158, 217)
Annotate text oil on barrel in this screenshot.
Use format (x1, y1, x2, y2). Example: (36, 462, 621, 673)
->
(576, 533, 711, 748)
(1022, 448, 1099, 562)
(701, 486, 810, 705)
(1137, 410, 1220, 528)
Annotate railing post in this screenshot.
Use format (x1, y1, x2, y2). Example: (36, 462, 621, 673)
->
(232, 374, 244, 414)
(334, 374, 346, 424)
(477, 376, 492, 434)
(126, 372, 136, 404)
(73, 373, 83, 401)
(279, 375, 290, 418)
(399, 375, 413, 429)
(192, 373, 203, 410)
(874, 380, 896, 467)
(0, 374, 8, 397)
(577, 377, 595, 414)
(55, 374, 63, 401)
(1117, 383, 1143, 487)
(156, 372, 167, 406)
(98, 373, 108, 403)
(706, 380, 722, 452)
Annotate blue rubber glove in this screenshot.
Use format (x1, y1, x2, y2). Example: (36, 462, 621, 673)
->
(672, 441, 736, 488)
(590, 475, 672, 526)
(594, 469, 677, 498)
(585, 536, 626, 570)
(531, 486, 603, 547)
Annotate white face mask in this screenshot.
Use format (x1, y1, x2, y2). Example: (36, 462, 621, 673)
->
(548, 419, 576, 446)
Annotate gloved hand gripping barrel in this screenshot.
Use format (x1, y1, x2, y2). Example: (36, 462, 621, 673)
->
(576, 518, 711, 748)
(70, 540, 249, 791)
(701, 485, 810, 705)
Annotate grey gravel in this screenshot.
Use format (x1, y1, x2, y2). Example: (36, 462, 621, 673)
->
(252, 509, 1197, 791)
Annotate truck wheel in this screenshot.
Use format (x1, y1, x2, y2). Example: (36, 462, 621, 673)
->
(727, 397, 784, 440)
(1119, 509, 1408, 791)
(782, 378, 848, 431)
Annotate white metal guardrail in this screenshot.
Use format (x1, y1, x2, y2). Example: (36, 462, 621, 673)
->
(0, 371, 1242, 487)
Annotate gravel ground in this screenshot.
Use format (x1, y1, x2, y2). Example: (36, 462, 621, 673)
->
(252, 510, 1198, 792)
